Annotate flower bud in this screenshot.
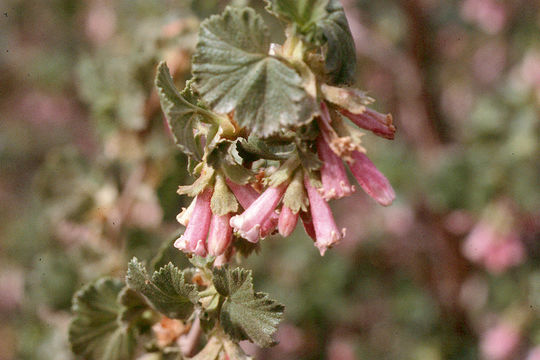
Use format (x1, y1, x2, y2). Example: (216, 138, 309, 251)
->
(207, 213, 233, 257)
(278, 206, 299, 237)
(341, 108, 395, 140)
(347, 151, 395, 206)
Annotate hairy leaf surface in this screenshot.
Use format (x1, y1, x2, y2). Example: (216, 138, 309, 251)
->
(192, 7, 317, 137)
(213, 267, 284, 347)
(69, 278, 137, 360)
(126, 258, 198, 319)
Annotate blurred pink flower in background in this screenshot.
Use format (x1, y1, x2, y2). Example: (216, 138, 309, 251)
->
(327, 337, 356, 360)
(85, 1, 117, 46)
(527, 347, 540, 360)
(462, 221, 525, 274)
(462, 201, 525, 274)
(275, 323, 305, 354)
(473, 41, 507, 85)
(519, 50, 540, 102)
(461, 0, 507, 34)
(20, 91, 79, 127)
(0, 270, 23, 312)
(480, 322, 521, 360)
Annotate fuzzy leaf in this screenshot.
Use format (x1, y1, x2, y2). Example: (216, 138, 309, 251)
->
(282, 170, 309, 213)
(69, 278, 137, 360)
(118, 287, 150, 324)
(213, 267, 284, 347)
(237, 136, 297, 161)
(316, 0, 357, 85)
(265, 0, 356, 85)
(177, 167, 215, 197)
(211, 173, 239, 216)
(126, 258, 198, 320)
(266, 157, 300, 187)
(265, 0, 329, 33)
(207, 141, 253, 185)
(156, 62, 205, 161)
(192, 7, 317, 137)
(321, 84, 373, 114)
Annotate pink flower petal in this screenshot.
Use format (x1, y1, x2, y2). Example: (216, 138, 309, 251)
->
(225, 180, 259, 209)
(207, 213, 233, 257)
(347, 151, 395, 206)
(304, 176, 344, 255)
(226, 179, 279, 238)
(174, 187, 212, 256)
(230, 184, 287, 243)
(317, 136, 354, 200)
(278, 206, 299, 237)
(341, 108, 395, 140)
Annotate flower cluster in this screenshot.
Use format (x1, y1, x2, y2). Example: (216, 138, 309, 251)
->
(153, 3, 398, 261)
(173, 97, 396, 258)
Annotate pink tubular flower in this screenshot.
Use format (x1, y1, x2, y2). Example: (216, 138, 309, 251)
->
(230, 183, 287, 243)
(347, 151, 395, 207)
(341, 108, 396, 140)
(317, 136, 354, 200)
(278, 206, 299, 237)
(225, 180, 259, 208)
(207, 213, 233, 257)
(304, 176, 345, 255)
(226, 179, 279, 238)
(174, 187, 213, 257)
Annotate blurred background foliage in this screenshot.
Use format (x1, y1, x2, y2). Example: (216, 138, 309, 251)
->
(0, 0, 539, 359)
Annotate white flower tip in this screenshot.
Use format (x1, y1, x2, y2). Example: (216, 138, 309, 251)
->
(315, 230, 343, 256)
(235, 224, 261, 244)
(229, 215, 242, 230)
(317, 244, 328, 256)
(193, 239, 207, 257)
(377, 188, 396, 207)
(174, 236, 187, 250)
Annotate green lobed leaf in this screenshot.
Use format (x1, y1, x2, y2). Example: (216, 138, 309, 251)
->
(316, 0, 357, 85)
(69, 278, 137, 360)
(265, 0, 329, 33)
(118, 287, 150, 324)
(192, 7, 317, 137)
(126, 258, 199, 320)
(213, 267, 284, 347)
(156, 63, 205, 161)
